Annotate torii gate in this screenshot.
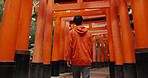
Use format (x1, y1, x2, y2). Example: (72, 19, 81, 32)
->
(50, 10, 108, 76)
(0, 0, 148, 78)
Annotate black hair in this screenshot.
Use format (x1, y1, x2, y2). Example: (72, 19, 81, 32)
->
(73, 15, 83, 26)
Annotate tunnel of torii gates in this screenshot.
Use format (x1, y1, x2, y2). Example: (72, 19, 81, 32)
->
(0, 0, 148, 78)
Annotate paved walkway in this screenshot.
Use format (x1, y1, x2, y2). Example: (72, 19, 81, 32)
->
(51, 67, 110, 78)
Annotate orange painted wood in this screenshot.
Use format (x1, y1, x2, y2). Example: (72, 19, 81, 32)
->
(131, 30, 137, 49)
(59, 9, 106, 17)
(80, 1, 109, 9)
(56, 1, 77, 4)
(106, 8, 115, 62)
(89, 27, 107, 31)
(35, 7, 39, 13)
(83, 0, 99, 1)
(105, 40, 108, 61)
(97, 41, 101, 62)
(32, 0, 47, 62)
(110, 0, 123, 65)
(89, 23, 92, 30)
(91, 31, 108, 36)
(43, 0, 54, 64)
(62, 15, 106, 21)
(16, 0, 33, 50)
(131, 0, 148, 48)
(0, 0, 22, 61)
(59, 18, 66, 60)
(97, 35, 107, 40)
(96, 35, 108, 40)
(35, 7, 56, 18)
(84, 20, 106, 24)
(64, 21, 70, 60)
(101, 40, 105, 62)
(77, 0, 83, 3)
(117, 0, 136, 63)
(53, 1, 109, 11)
(93, 36, 96, 62)
(52, 12, 61, 61)
(127, 0, 131, 6)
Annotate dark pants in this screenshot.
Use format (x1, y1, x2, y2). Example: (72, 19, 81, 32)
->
(72, 65, 91, 78)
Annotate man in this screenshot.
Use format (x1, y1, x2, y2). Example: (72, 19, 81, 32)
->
(65, 15, 93, 78)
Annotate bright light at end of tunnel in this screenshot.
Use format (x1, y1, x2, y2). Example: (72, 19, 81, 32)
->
(66, 10, 70, 12)
(29, 36, 31, 39)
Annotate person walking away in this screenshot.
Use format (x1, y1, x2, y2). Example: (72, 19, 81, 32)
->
(65, 15, 93, 78)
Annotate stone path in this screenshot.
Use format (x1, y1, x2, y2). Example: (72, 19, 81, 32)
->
(51, 67, 110, 78)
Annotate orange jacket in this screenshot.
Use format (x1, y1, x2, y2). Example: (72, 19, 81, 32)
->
(65, 26, 93, 66)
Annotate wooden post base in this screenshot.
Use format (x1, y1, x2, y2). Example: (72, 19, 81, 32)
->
(135, 48, 148, 78)
(109, 61, 115, 78)
(59, 60, 65, 73)
(43, 64, 51, 78)
(51, 61, 59, 76)
(114, 65, 124, 78)
(28, 63, 43, 78)
(0, 62, 16, 78)
(123, 63, 137, 78)
(15, 50, 30, 78)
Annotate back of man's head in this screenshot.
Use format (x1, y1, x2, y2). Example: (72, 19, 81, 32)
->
(73, 15, 83, 26)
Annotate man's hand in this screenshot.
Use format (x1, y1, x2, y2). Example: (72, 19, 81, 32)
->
(67, 61, 71, 67)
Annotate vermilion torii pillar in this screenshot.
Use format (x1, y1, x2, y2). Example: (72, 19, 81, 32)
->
(97, 40, 101, 68)
(106, 8, 115, 78)
(15, 0, 33, 78)
(105, 40, 109, 66)
(42, 0, 54, 78)
(117, 0, 137, 78)
(32, 0, 47, 63)
(0, 0, 22, 78)
(64, 21, 70, 61)
(110, 0, 124, 78)
(131, 0, 148, 78)
(16, 0, 33, 50)
(106, 9, 115, 61)
(64, 21, 70, 72)
(131, 0, 148, 48)
(101, 40, 105, 67)
(89, 23, 92, 31)
(59, 18, 66, 73)
(29, 0, 47, 78)
(131, 31, 137, 49)
(92, 36, 97, 68)
(51, 12, 61, 76)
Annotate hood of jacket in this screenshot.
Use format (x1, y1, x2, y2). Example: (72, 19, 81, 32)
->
(74, 26, 88, 35)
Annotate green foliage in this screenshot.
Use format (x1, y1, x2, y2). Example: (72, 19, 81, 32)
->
(28, 1, 39, 48)
(51, 19, 55, 52)
(28, 0, 39, 61)
(29, 47, 34, 61)
(0, 0, 5, 28)
(28, 18, 37, 48)
(28, 0, 55, 60)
